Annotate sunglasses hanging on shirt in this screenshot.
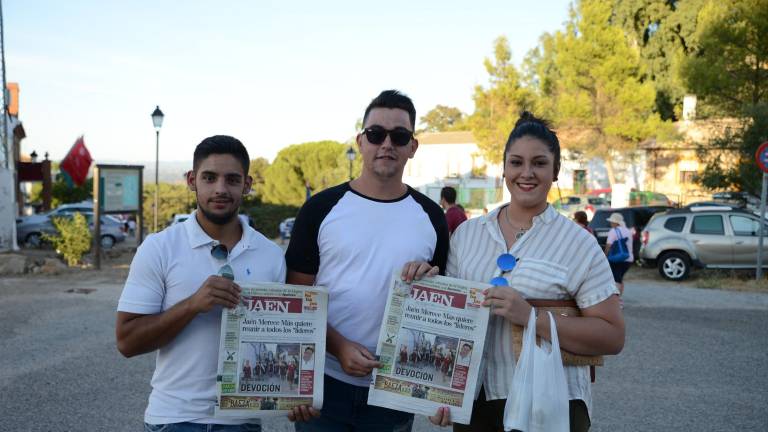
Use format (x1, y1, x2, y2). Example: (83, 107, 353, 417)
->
(489, 253, 518, 286)
(211, 243, 234, 280)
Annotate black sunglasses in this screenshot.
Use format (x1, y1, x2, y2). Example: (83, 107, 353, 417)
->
(362, 126, 414, 147)
(211, 244, 228, 260)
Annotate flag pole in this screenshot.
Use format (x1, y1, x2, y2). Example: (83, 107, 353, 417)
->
(0, 0, 8, 168)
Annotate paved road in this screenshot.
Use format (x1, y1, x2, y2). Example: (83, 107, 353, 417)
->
(1, 270, 766, 431)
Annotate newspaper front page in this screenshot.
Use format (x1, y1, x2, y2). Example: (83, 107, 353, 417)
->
(368, 274, 490, 424)
(215, 283, 328, 418)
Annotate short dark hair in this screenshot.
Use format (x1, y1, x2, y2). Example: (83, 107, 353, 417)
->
(573, 211, 589, 225)
(193, 135, 250, 174)
(363, 90, 417, 130)
(440, 186, 457, 204)
(503, 111, 561, 180)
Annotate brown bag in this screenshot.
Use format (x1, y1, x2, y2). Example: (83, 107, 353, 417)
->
(511, 299, 604, 368)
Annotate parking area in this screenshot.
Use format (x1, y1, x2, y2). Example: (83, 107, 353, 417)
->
(0, 244, 767, 430)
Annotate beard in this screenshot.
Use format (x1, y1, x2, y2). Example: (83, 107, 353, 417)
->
(196, 193, 241, 226)
(372, 159, 404, 179)
(199, 206, 239, 225)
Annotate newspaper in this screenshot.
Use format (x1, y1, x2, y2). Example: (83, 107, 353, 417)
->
(215, 283, 328, 418)
(368, 274, 490, 424)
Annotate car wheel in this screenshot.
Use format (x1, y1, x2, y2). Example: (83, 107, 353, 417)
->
(658, 251, 691, 281)
(101, 235, 116, 250)
(25, 232, 43, 248)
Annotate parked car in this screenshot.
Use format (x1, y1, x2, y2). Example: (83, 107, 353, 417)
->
(587, 189, 675, 207)
(551, 195, 608, 219)
(685, 201, 735, 210)
(712, 191, 760, 208)
(589, 206, 673, 259)
(628, 191, 674, 207)
(16, 210, 126, 249)
(16, 201, 94, 226)
(639, 206, 768, 281)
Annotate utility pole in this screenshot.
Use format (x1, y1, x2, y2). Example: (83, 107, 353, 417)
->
(0, 0, 8, 168)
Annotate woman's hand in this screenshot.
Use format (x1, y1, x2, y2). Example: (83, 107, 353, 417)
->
(287, 405, 321, 423)
(400, 261, 439, 283)
(482, 286, 532, 326)
(428, 406, 452, 427)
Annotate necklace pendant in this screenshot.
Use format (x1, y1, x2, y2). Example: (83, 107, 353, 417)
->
(515, 229, 526, 241)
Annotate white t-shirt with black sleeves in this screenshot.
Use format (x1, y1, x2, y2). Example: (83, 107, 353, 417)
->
(117, 211, 286, 425)
(286, 182, 449, 387)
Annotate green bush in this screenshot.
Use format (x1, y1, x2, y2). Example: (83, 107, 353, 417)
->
(243, 203, 300, 239)
(42, 213, 92, 266)
(142, 183, 197, 232)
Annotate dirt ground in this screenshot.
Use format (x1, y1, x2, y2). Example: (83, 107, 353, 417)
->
(8, 237, 768, 294)
(625, 261, 768, 293)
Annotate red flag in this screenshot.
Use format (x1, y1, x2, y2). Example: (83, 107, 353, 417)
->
(60, 136, 92, 186)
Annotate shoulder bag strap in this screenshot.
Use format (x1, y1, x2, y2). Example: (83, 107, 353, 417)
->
(613, 228, 626, 253)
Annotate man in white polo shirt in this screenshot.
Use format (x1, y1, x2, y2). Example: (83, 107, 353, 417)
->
(116, 135, 286, 432)
(286, 90, 450, 431)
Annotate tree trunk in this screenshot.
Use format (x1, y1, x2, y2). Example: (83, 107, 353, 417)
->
(604, 151, 617, 187)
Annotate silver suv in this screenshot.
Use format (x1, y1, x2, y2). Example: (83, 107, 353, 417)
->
(640, 207, 768, 280)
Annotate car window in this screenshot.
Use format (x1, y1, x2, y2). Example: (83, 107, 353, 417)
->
(729, 215, 764, 236)
(589, 212, 610, 229)
(589, 210, 636, 229)
(621, 210, 636, 227)
(691, 215, 725, 235)
(568, 197, 581, 205)
(588, 197, 606, 205)
(663, 217, 686, 232)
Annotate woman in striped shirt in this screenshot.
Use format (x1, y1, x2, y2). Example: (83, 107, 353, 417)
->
(408, 112, 625, 431)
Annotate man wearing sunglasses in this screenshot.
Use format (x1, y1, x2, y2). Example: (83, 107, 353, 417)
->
(286, 90, 449, 431)
(116, 136, 287, 432)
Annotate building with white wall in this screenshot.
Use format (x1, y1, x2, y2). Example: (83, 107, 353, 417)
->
(404, 131, 504, 211)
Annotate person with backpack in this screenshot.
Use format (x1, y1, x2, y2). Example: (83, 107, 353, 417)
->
(604, 212, 634, 299)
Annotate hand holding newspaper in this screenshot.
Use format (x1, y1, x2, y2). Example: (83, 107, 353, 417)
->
(368, 274, 490, 424)
(215, 282, 328, 418)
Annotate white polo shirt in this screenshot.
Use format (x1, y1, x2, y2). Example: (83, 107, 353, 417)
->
(118, 211, 286, 425)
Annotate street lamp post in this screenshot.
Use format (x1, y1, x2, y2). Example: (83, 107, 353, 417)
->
(345, 147, 356, 181)
(151, 106, 164, 232)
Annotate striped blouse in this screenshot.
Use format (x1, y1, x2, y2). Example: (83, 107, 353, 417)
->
(446, 204, 618, 417)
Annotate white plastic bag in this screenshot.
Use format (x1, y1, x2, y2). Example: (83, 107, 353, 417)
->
(504, 309, 536, 431)
(504, 309, 570, 432)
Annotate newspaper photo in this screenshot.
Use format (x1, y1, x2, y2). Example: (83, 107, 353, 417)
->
(368, 274, 490, 424)
(215, 283, 328, 418)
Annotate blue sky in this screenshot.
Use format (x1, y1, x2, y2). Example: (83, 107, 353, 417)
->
(6, 0, 572, 163)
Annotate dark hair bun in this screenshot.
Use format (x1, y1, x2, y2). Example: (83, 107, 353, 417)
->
(503, 110, 561, 178)
(514, 111, 551, 129)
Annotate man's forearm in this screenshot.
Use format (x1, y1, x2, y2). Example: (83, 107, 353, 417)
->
(116, 298, 199, 357)
(325, 324, 347, 359)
